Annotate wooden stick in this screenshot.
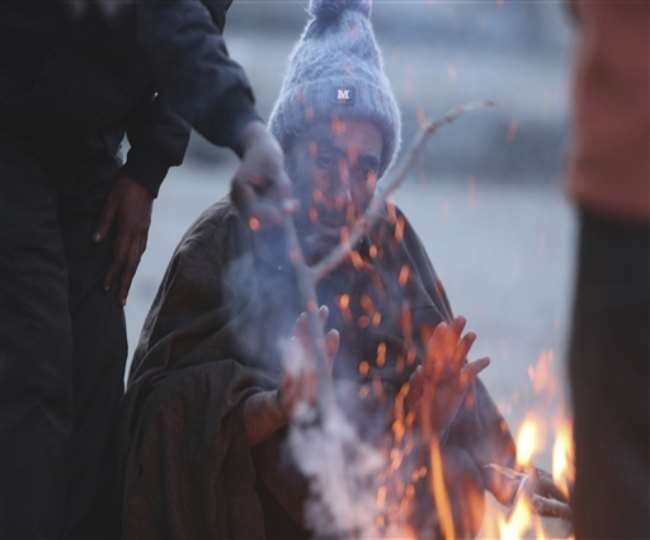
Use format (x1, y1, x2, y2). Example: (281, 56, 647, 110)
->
(485, 463, 573, 521)
(280, 101, 495, 416)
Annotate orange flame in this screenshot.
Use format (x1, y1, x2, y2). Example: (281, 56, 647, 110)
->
(430, 437, 456, 540)
(248, 216, 261, 232)
(552, 420, 575, 500)
(516, 417, 542, 467)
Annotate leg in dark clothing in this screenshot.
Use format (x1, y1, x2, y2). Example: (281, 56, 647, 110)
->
(0, 143, 73, 539)
(58, 156, 128, 540)
(569, 208, 650, 540)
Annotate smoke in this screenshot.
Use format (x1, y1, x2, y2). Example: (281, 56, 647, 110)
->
(280, 336, 414, 539)
(222, 217, 421, 538)
(288, 404, 385, 538)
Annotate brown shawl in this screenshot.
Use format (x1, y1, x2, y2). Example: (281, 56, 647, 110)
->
(118, 198, 515, 539)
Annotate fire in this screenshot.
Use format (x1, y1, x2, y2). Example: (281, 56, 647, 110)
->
(430, 437, 456, 540)
(528, 350, 556, 395)
(248, 216, 261, 232)
(499, 496, 532, 540)
(376, 342, 387, 367)
(398, 264, 411, 287)
(516, 417, 542, 467)
(477, 350, 574, 539)
(552, 421, 575, 500)
(394, 216, 405, 242)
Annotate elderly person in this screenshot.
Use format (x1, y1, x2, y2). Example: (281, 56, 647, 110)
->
(119, 1, 521, 538)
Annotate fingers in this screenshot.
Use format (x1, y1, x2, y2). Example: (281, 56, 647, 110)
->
(231, 176, 256, 216)
(231, 173, 298, 230)
(283, 304, 338, 415)
(452, 331, 477, 369)
(118, 234, 145, 305)
(278, 372, 298, 419)
(104, 228, 130, 293)
(460, 357, 490, 387)
(94, 192, 118, 243)
(293, 305, 330, 340)
(449, 315, 467, 337)
(426, 316, 476, 379)
(325, 328, 339, 375)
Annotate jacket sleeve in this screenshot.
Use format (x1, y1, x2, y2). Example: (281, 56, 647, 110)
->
(136, 0, 262, 156)
(122, 92, 191, 198)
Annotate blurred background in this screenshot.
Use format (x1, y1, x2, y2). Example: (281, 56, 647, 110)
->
(126, 0, 577, 475)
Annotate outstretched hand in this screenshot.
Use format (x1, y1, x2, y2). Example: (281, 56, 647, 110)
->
(277, 305, 340, 420)
(406, 316, 490, 437)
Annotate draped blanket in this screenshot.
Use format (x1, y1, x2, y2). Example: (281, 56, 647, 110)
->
(118, 198, 515, 539)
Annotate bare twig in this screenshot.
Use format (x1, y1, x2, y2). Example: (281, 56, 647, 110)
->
(311, 100, 495, 280)
(276, 101, 495, 416)
(281, 219, 336, 412)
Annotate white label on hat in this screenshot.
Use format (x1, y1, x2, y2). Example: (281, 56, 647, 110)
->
(336, 87, 355, 105)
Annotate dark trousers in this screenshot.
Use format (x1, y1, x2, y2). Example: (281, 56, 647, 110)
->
(0, 140, 127, 539)
(569, 208, 649, 539)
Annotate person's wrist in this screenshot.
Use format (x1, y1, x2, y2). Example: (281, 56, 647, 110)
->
(235, 120, 280, 157)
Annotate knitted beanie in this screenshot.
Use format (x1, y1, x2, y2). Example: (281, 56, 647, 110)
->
(268, 0, 401, 176)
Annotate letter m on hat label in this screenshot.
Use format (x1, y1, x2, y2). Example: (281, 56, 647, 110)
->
(336, 87, 355, 106)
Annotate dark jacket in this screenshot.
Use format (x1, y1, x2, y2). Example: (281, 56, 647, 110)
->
(0, 0, 259, 196)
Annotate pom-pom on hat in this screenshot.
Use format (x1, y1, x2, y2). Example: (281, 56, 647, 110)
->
(268, 0, 401, 176)
(309, 0, 372, 19)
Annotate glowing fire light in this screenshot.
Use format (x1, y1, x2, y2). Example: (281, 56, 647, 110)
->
(395, 216, 405, 242)
(248, 216, 261, 232)
(499, 496, 532, 540)
(398, 264, 411, 287)
(516, 417, 541, 467)
(376, 342, 387, 367)
(430, 437, 456, 540)
(552, 421, 575, 500)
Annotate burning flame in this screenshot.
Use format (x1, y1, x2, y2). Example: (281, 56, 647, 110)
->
(430, 437, 456, 540)
(552, 420, 575, 500)
(516, 417, 542, 467)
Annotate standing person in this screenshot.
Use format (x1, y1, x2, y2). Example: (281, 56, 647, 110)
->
(567, 2, 649, 538)
(0, 1, 288, 539)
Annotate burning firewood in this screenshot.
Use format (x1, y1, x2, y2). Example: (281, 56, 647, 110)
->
(485, 463, 573, 521)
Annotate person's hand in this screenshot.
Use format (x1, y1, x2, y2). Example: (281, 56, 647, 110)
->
(94, 172, 153, 305)
(406, 316, 490, 437)
(484, 464, 572, 521)
(277, 305, 340, 420)
(230, 121, 297, 229)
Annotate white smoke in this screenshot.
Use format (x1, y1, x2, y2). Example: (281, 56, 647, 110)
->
(288, 402, 387, 539)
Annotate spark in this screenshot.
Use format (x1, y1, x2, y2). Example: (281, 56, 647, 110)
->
(248, 216, 261, 232)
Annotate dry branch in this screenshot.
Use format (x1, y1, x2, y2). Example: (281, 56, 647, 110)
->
(485, 463, 573, 522)
(311, 100, 495, 280)
(280, 100, 495, 413)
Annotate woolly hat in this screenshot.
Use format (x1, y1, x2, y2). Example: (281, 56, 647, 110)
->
(268, 0, 401, 176)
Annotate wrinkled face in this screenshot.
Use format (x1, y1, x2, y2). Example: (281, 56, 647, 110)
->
(286, 119, 383, 261)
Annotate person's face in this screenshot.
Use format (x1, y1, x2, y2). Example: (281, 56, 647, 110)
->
(286, 119, 383, 261)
